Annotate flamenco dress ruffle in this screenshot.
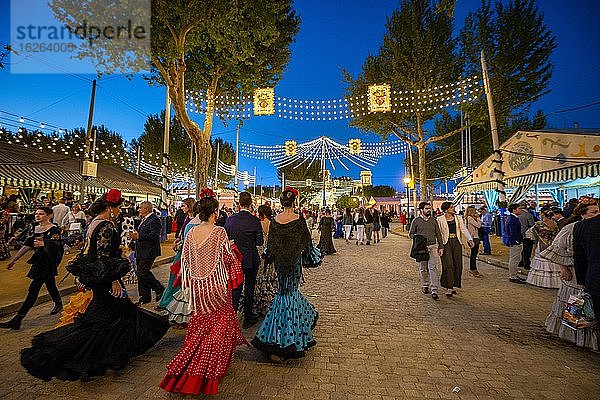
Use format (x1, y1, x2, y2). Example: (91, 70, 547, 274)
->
(159, 303, 247, 395)
(252, 244, 321, 360)
(55, 290, 93, 328)
(21, 257, 169, 381)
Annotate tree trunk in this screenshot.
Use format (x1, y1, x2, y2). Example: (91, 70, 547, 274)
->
(193, 138, 211, 197)
(416, 112, 427, 200)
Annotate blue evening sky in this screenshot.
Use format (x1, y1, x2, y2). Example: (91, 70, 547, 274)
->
(0, 0, 599, 191)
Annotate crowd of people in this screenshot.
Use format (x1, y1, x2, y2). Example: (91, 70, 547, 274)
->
(0, 187, 322, 395)
(408, 196, 600, 351)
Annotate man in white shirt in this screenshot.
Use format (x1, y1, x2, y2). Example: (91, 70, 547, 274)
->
(51, 198, 70, 226)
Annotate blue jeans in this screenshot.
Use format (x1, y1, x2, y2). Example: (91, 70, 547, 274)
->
(481, 227, 491, 254)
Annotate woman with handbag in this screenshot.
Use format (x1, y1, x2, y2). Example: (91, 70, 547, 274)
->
(464, 206, 483, 277)
(542, 199, 599, 350)
(160, 190, 246, 396)
(20, 189, 170, 381)
(251, 188, 321, 362)
(0, 206, 64, 330)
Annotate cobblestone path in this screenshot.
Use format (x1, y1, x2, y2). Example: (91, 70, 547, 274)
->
(1, 232, 599, 399)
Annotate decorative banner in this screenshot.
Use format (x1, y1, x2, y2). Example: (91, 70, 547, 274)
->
(306, 179, 312, 187)
(285, 140, 297, 156)
(349, 138, 362, 155)
(253, 88, 275, 115)
(368, 84, 391, 113)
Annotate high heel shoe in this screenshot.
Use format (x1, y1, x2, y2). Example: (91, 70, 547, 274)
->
(0, 314, 24, 330)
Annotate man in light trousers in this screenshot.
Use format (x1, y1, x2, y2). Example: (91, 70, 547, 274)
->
(409, 202, 444, 300)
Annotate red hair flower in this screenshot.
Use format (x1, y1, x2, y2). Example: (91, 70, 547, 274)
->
(200, 188, 216, 198)
(285, 187, 298, 197)
(105, 188, 123, 204)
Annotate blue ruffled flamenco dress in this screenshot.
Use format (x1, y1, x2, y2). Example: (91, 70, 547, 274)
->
(252, 216, 321, 360)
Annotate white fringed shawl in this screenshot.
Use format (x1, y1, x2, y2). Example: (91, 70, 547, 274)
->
(180, 226, 230, 314)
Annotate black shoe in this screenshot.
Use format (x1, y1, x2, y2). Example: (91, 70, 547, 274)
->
(452, 290, 458, 295)
(509, 278, 526, 284)
(242, 316, 259, 329)
(50, 303, 63, 315)
(432, 293, 439, 300)
(422, 287, 430, 294)
(0, 315, 23, 330)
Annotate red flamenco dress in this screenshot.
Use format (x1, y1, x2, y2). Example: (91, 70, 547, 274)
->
(160, 226, 246, 395)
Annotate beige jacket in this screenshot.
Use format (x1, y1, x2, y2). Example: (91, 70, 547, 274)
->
(436, 214, 473, 245)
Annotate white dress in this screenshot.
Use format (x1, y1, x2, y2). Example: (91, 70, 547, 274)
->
(526, 223, 561, 289)
(541, 223, 599, 350)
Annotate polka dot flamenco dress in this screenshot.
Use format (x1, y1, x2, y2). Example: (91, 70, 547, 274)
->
(252, 217, 322, 360)
(160, 226, 246, 396)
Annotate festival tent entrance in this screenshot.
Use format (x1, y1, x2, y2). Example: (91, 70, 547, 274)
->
(455, 129, 600, 208)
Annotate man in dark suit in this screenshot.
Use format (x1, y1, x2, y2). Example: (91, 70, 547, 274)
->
(505, 203, 526, 284)
(574, 211, 600, 321)
(129, 201, 165, 305)
(225, 192, 263, 328)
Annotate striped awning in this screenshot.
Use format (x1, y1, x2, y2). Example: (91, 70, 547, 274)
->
(505, 162, 600, 187)
(0, 144, 162, 197)
(456, 162, 600, 194)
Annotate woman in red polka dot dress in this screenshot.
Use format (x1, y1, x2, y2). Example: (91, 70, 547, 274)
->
(160, 191, 246, 396)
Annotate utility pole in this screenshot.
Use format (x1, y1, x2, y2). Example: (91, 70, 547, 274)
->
(253, 166, 257, 197)
(408, 145, 417, 213)
(91, 128, 97, 162)
(80, 78, 97, 203)
(481, 50, 506, 203)
(136, 143, 141, 175)
(234, 122, 240, 191)
(161, 90, 171, 209)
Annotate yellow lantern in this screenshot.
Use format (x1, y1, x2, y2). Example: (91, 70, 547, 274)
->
(368, 84, 391, 112)
(349, 138, 362, 155)
(253, 88, 275, 115)
(284, 140, 297, 156)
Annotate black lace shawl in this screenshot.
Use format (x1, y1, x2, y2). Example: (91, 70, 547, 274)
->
(267, 215, 311, 268)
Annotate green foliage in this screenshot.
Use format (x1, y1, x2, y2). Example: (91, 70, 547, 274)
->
(459, 0, 556, 141)
(344, 0, 460, 139)
(277, 162, 323, 182)
(359, 185, 397, 198)
(135, 111, 191, 169)
(335, 195, 360, 210)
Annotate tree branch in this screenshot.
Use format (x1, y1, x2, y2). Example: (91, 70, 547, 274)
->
(151, 55, 172, 88)
(425, 125, 472, 144)
(389, 120, 418, 143)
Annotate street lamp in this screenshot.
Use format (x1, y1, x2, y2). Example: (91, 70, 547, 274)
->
(403, 176, 411, 219)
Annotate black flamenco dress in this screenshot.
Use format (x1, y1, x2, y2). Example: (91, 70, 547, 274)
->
(252, 216, 322, 360)
(317, 216, 336, 255)
(21, 219, 170, 381)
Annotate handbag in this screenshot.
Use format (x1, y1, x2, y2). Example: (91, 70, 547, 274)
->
(562, 291, 597, 330)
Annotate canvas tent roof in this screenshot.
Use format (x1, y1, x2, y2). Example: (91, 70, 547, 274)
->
(0, 143, 161, 196)
(455, 129, 600, 193)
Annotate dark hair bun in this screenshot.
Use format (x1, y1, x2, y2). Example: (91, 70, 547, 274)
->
(197, 197, 219, 221)
(280, 190, 296, 208)
(89, 198, 109, 217)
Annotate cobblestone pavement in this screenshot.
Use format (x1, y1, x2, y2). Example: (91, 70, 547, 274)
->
(1, 232, 599, 399)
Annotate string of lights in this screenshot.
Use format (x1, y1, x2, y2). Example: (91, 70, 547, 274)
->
(184, 75, 483, 120)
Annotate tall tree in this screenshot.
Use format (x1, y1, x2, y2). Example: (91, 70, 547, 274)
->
(137, 111, 191, 170)
(51, 0, 300, 195)
(459, 0, 556, 141)
(344, 0, 465, 199)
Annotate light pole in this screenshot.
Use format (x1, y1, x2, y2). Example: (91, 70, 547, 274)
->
(403, 176, 411, 219)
